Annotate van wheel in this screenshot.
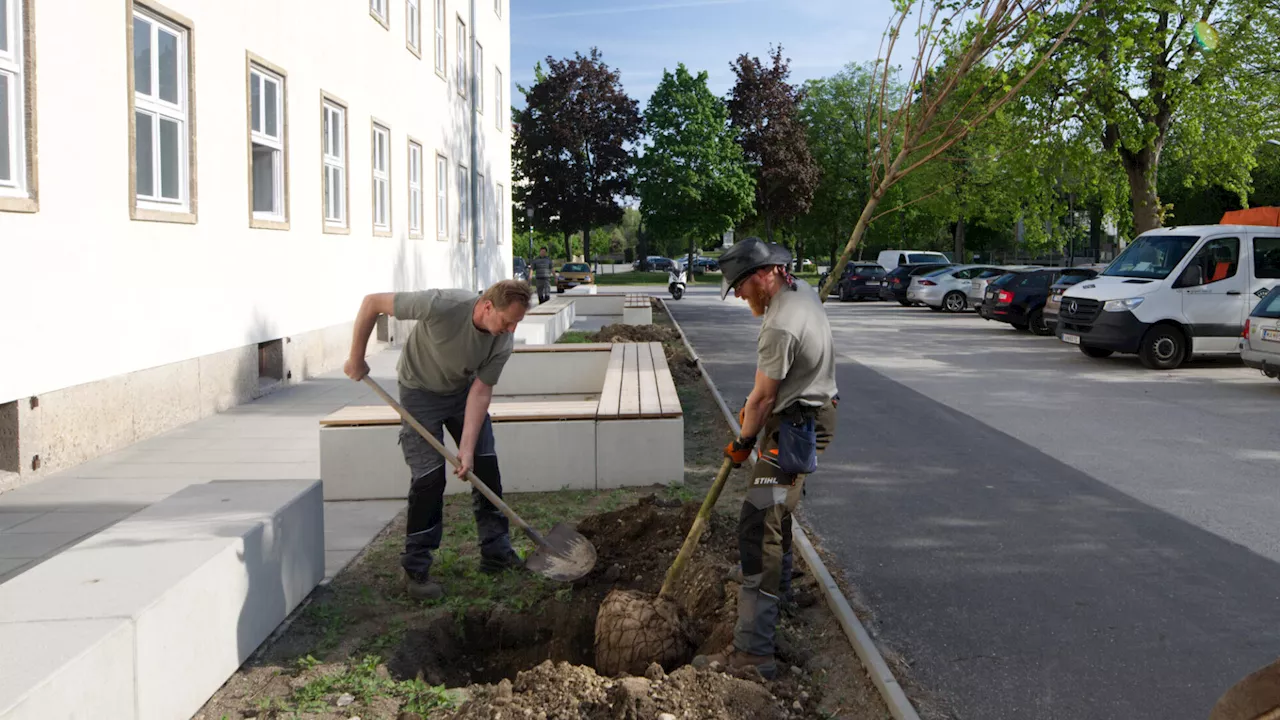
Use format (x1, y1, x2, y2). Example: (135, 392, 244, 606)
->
(1080, 346, 1114, 359)
(1029, 309, 1052, 336)
(944, 291, 967, 313)
(1139, 325, 1187, 370)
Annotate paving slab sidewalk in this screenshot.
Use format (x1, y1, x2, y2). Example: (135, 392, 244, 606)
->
(0, 350, 407, 585)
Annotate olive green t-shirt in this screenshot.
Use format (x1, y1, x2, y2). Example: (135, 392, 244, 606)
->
(392, 289, 513, 394)
(757, 279, 837, 412)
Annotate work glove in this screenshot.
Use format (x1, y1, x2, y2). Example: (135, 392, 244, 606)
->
(738, 406, 747, 429)
(724, 435, 756, 467)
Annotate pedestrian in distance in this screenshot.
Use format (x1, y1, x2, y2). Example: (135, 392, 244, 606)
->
(699, 237, 839, 680)
(343, 280, 532, 601)
(531, 246, 555, 303)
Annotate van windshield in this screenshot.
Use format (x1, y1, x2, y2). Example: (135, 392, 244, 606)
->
(1102, 235, 1199, 279)
(908, 253, 948, 264)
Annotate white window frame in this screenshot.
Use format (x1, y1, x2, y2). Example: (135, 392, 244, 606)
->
(322, 95, 348, 231)
(248, 61, 287, 226)
(433, 0, 445, 77)
(131, 6, 191, 216)
(435, 153, 448, 240)
(477, 172, 485, 243)
(455, 15, 466, 97)
(457, 163, 468, 241)
(406, 0, 421, 56)
(0, 0, 30, 203)
(495, 67, 503, 131)
(370, 0, 388, 28)
(496, 183, 505, 244)
(474, 41, 483, 115)
(371, 121, 391, 234)
(408, 139, 423, 238)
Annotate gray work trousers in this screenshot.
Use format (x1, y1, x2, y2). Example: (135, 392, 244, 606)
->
(397, 383, 512, 578)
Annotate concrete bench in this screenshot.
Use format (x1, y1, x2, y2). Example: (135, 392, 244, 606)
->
(515, 297, 576, 345)
(0, 479, 324, 720)
(623, 294, 653, 325)
(319, 343, 683, 498)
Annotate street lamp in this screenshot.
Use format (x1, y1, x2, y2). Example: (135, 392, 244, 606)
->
(526, 208, 534, 259)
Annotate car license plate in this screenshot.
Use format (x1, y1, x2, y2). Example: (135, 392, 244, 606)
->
(1263, 328, 1280, 342)
(881, 281, 887, 287)
(986, 291, 994, 299)
(1062, 333, 1081, 345)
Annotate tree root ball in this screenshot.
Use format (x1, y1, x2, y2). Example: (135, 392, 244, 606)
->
(594, 588, 691, 677)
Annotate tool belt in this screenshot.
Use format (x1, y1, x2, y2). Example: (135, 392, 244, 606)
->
(774, 402, 820, 475)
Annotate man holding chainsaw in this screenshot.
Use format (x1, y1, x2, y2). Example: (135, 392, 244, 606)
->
(706, 237, 838, 679)
(343, 280, 531, 601)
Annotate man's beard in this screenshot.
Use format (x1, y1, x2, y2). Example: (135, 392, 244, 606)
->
(746, 291, 768, 316)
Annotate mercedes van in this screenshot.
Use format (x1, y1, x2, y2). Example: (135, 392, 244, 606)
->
(1056, 225, 1280, 369)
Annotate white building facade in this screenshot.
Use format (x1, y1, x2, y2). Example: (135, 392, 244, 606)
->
(0, 0, 513, 489)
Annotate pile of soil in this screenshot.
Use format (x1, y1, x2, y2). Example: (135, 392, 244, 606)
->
(390, 496, 822, 719)
(586, 324, 679, 345)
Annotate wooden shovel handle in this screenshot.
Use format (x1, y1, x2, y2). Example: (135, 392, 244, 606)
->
(658, 456, 734, 599)
(361, 376, 545, 546)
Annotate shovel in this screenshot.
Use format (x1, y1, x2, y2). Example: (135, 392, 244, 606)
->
(361, 376, 597, 583)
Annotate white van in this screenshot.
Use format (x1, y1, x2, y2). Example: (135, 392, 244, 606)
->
(877, 250, 950, 271)
(1056, 224, 1280, 369)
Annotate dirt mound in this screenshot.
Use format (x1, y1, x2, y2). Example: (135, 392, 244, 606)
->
(587, 324, 679, 344)
(448, 661, 786, 720)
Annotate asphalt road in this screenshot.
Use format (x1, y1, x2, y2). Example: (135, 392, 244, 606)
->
(663, 283, 1280, 720)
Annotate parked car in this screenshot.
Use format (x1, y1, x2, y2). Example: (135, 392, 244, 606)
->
(907, 265, 1006, 312)
(1043, 268, 1104, 330)
(980, 267, 1081, 334)
(967, 267, 1030, 308)
(1057, 225, 1276, 369)
(556, 263, 594, 292)
(830, 263, 887, 301)
(633, 256, 676, 272)
(1242, 285, 1280, 380)
(877, 250, 951, 271)
(513, 257, 529, 283)
(675, 256, 719, 274)
(878, 263, 952, 305)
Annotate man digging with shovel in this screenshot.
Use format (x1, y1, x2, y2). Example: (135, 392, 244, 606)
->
(344, 280, 532, 601)
(700, 237, 838, 680)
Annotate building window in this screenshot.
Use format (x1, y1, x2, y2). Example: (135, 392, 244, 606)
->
(457, 163, 468, 241)
(370, 0, 389, 28)
(433, 0, 445, 76)
(496, 183, 504, 244)
(474, 42, 484, 115)
(371, 122, 390, 234)
(408, 139, 423, 238)
(495, 67, 503, 131)
(248, 59, 287, 227)
(477, 172, 485, 243)
(435, 153, 448, 239)
(455, 16, 465, 97)
(0, 0, 34, 210)
(130, 4, 194, 221)
(322, 94, 348, 231)
(406, 0, 420, 56)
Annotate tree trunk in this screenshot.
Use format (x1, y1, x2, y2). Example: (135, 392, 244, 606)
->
(954, 216, 967, 262)
(828, 221, 838, 268)
(1089, 201, 1102, 260)
(563, 231, 571, 263)
(1123, 151, 1162, 235)
(687, 236, 696, 283)
(764, 213, 773, 243)
(583, 225, 592, 264)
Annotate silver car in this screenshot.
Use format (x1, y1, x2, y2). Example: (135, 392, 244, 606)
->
(908, 265, 1007, 312)
(1242, 285, 1280, 380)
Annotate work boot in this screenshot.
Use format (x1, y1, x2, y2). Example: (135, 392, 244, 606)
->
(480, 548, 526, 575)
(693, 650, 778, 680)
(404, 571, 444, 601)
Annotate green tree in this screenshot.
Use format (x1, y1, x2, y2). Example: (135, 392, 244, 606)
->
(635, 65, 756, 270)
(1031, 0, 1280, 234)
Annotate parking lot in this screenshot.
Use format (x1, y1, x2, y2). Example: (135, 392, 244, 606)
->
(667, 285, 1280, 719)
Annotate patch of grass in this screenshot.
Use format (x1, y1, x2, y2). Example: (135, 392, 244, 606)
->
(288, 655, 457, 715)
(304, 601, 349, 655)
(556, 330, 595, 344)
(663, 482, 698, 504)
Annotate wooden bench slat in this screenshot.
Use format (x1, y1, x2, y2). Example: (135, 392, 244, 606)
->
(651, 342, 682, 417)
(516, 343, 613, 353)
(619, 344, 641, 417)
(596, 345, 625, 418)
(637, 343, 662, 416)
(321, 399, 600, 426)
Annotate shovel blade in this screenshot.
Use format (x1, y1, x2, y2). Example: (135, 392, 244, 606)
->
(525, 523, 597, 582)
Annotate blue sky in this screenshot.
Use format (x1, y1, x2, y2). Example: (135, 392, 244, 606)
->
(510, 0, 896, 110)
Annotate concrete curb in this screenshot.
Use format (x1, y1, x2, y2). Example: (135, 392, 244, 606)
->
(658, 297, 922, 720)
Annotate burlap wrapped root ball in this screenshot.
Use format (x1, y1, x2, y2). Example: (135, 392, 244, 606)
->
(594, 588, 691, 677)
